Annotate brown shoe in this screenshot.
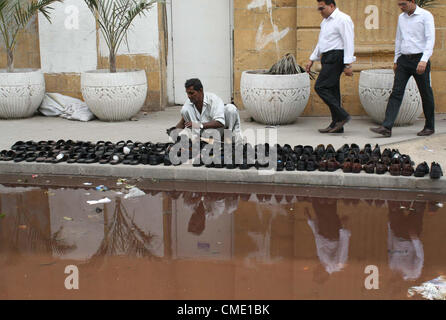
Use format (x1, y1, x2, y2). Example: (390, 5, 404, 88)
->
(319, 125, 333, 133)
(343, 158, 352, 173)
(389, 159, 401, 176)
(328, 116, 351, 133)
(370, 126, 392, 137)
(352, 159, 362, 173)
(401, 161, 414, 176)
(376, 161, 388, 174)
(327, 158, 340, 172)
(319, 159, 328, 171)
(417, 128, 435, 136)
(364, 160, 375, 174)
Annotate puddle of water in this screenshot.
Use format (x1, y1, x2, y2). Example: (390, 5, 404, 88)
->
(0, 174, 445, 300)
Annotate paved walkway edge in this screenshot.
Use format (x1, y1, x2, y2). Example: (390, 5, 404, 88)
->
(0, 162, 444, 193)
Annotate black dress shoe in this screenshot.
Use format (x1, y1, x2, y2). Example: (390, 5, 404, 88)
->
(430, 162, 443, 179)
(414, 162, 429, 177)
(417, 128, 435, 136)
(370, 126, 392, 137)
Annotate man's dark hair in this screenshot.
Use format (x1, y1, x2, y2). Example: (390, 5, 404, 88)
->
(317, 0, 336, 6)
(185, 78, 203, 91)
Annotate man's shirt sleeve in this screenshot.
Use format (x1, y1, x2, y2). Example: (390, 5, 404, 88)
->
(421, 12, 435, 62)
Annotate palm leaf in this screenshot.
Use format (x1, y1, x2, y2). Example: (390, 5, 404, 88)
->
(268, 53, 317, 80)
(84, 0, 160, 72)
(0, 0, 61, 72)
(415, 0, 437, 8)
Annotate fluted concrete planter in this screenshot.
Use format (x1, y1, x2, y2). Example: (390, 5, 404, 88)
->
(359, 69, 422, 126)
(81, 69, 147, 121)
(241, 70, 310, 125)
(0, 69, 45, 119)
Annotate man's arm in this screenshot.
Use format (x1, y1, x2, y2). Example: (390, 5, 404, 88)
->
(421, 12, 435, 63)
(417, 12, 435, 75)
(341, 17, 355, 65)
(176, 117, 185, 129)
(394, 17, 402, 65)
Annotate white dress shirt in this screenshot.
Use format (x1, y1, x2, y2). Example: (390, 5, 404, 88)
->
(310, 8, 356, 64)
(307, 219, 351, 274)
(395, 5, 435, 63)
(181, 92, 226, 126)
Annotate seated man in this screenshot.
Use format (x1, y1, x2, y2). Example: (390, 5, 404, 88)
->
(174, 78, 242, 143)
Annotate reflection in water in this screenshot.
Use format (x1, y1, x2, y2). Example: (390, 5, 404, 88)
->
(0, 187, 76, 259)
(305, 198, 351, 279)
(387, 200, 425, 281)
(1, 182, 445, 299)
(91, 197, 155, 260)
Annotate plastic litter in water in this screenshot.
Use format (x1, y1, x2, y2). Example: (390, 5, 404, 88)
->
(408, 276, 446, 300)
(83, 182, 92, 186)
(124, 187, 146, 199)
(63, 217, 73, 221)
(87, 197, 111, 205)
(423, 146, 434, 152)
(95, 185, 108, 191)
(436, 203, 444, 208)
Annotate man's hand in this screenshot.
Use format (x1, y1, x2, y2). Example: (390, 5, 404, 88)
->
(416, 61, 427, 75)
(305, 60, 314, 73)
(393, 63, 398, 73)
(343, 65, 353, 77)
(185, 121, 201, 129)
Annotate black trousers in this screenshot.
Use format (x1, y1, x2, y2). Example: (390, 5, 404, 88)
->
(383, 54, 435, 130)
(315, 50, 350, 125)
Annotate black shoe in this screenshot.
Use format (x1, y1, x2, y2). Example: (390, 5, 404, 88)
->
(430, 162, 443, 179)
(306, 159, 317, 171)
(285, 158, 296, 171)
(276, 159, 284, 171)
(296, 158, 306, 171)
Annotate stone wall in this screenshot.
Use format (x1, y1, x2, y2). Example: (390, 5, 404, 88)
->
(296, 0, 446, 116)
(233, 0, 298, 108)
(233, 0, 446, 115)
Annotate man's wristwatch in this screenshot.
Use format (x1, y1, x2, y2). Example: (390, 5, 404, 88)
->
(200, 123, 204, 129)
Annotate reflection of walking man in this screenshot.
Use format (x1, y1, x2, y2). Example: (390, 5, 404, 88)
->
(387, 201, 425, 281)
(306, 0, 355, 134)
(305, 199, 351, 276)
(371, 0, 436, 137)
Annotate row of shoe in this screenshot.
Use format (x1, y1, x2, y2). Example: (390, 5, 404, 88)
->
(0, 140, 173, 165)
(0, 140, 443, 179)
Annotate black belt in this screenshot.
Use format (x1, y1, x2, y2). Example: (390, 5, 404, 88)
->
(402, 53, 422, 59)
(322, 49, 343, 56)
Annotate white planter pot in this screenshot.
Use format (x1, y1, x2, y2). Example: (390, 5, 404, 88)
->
(0, 69, 45, 119)
(81, 69, 148, 121)
(359, 69, 422, 126)
(241, 70, 310, 125)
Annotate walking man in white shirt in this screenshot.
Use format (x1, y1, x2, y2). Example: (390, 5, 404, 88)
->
(306, 0, 355, 134)
(370, 0, 436, 137)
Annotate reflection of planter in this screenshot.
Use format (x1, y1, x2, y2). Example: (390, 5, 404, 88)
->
(241, 70, 310, 125)
(81, 69, 147, 121)
(0, 69, 45, 119)
(359, 69, 422, 126)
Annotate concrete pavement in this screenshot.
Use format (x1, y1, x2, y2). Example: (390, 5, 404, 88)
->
(0, 107, 445, 192)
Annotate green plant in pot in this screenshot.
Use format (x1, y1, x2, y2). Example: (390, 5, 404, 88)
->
(0, 0, 61, 119)
(81, 0, 159, 121)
